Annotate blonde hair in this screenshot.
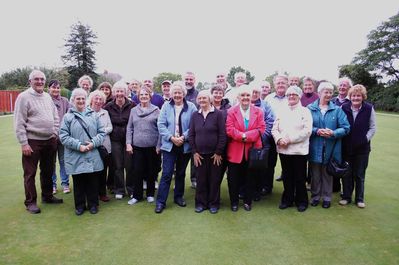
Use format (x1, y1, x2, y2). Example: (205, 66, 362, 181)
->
(348, 84, 367, 100)
(88, 90, 106, 106)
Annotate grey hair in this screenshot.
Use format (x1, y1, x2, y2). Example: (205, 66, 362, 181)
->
(112, 81, 128, 95)
(302, 76, 315, 86)
(273, 74, 288, 84)
(170, 81, 187, 97)
(88, 90, 106, 106)
(69, 88, 88, 105)
(339, 77, 353, 87)
(196, 89, 213, 105)
(317, 82, 334, 93)
(78, 75, 94, 88)
(29, 70, 46, 81)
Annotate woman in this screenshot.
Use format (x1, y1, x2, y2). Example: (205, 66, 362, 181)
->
(189, 90, 226, 214)
(340, 85, 376, 208)
(300, 76, 319, 107)
(103, 81, 136, 200)
(308, 82, 350, 208)
(226, 85, 265, 211)
(155, 81, 197, 214)
(88, 90, 113, 202)
(78, 75, 94, 95)
(272, 86, 312, 212)
(59, 88, 105, 215)
(126, 86, 160, 205)
(98, 82, 113, 104)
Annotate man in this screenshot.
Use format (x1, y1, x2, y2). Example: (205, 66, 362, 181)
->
(14, 70, 63, 214)
(128, 79, 141, 101)
(288, 75, 301, 87)
(131, 79, 164, 109)
(333, 77, 352, 106)
(225, 71, 247, 105)
(216, 72, 230, 91)
(161, 80, 172, 101)
(260, 81, 272, 100)
(184, 71, 198, 107)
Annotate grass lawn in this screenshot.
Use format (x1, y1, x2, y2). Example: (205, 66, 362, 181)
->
(0, 114, 398, 265)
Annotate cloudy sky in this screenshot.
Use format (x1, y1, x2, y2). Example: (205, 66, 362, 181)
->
(1, 0, 397, 84)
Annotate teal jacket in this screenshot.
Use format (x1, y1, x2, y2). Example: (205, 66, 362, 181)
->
(59, 107, 105, 175)
(307, 100, 350, 164)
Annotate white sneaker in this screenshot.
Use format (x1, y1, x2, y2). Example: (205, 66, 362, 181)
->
(147, 196, 155, 203)
(339, 199, 349, 206)
(155, 181, 159, 190)
(115, 194, 123, 200)
(128, 198, 138, 205)
(52, 187, 57, 195)
(357, 202, 366, 208)
(63, 186, 71, 194)
(143, 181, 147, 190)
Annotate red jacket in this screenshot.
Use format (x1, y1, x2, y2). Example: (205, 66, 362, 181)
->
(226, 105, 266, 163)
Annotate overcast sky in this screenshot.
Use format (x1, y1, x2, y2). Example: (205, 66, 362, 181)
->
(1, 0, 397, 84)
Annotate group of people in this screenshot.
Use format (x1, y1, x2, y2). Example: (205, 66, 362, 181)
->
(14, 69, 376, 216)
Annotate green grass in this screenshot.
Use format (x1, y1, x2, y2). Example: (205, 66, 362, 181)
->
(0, 114, 398, 265)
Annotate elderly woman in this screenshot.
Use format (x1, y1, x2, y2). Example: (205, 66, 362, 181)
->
(272, 86, 312, 212)
(300, 76, 319, 107)
(98, 82, 113, 104)
(155, 81, 197, 213)
(308, 82, 350, 209)
(340, 85, 376, 208)
(103, 81, 136, 200)
(88, 90, 113, 202)
(78, 75, 94, 95)
(188, 90, 226, 214)
(226, 85, 265, 211)
(59, 88, 105, 215)
(126, 86, 160, 205)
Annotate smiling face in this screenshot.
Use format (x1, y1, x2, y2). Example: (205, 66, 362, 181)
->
(90, 94, 105, 111)
(289, 77, 300, 86)
(29, 72, 46, 93)
(274, 77, 288, 97)
(172, 86, 184, 105)
(238, 92, 251, 108)
(303, 80, 315, 94)
(339, 80, 350, 97)
(216, 74, 226, 84)
(139, 88, 151, 105)
(350, 92, 363, 108)
(100, 86, 111, 98)
(162, 83, 171, 98)
(49, 83, 61, 98)
(251, 89, 260, 102)
(74, 94, 86, 112)
(319, 88, 333, 103)
(234, 73, 247, 87)
(261, 84, 271, 97)
(80, 80, 91, 92)
(211, 89, 224, 104)
(197, 94, 211, 110)
(184, 73, 195, 89)
(287, 93, 300, 106)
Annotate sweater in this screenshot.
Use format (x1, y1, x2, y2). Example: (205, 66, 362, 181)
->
(300, 93, 319, 107)
(126, 104, 160, 147)
(14, 87, 59, 145)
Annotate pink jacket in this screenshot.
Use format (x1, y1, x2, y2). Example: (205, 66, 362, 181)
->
(226, 105, 266, 163)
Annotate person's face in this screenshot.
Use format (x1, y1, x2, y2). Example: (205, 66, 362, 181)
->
(80, 80, 91, 92)
(185, 74, 195, 88)
(90, 95, 105, 111)
(289, 77, 300, 86)
(339, 81, 350, 96)
(274, 77, 288, 96)
(172, 87, 184, 105)
(162, 83, 171, 97)
(212, 90, 224, 103)
(100, 86, 111, 98)
(287, 93, 300, 106)
(261, 84, 271, 96)
(49, 83, 61, 98)
(74, 94, 86, 112)
(114, 88, 126, 101)
(29, 73, 46, 93)
(216, 74, 226, 84)
(319, 89, 333, 102)
(139, 89, 150, 105)
(238, 92, 251, 108)
(303, 80, 314, 94)
(143, 80, 153, 91)
(235, 74, 246, 87)
(197, 95, 210, 109)
(251, 90, 260, 102)
(350, 92, 363, 107)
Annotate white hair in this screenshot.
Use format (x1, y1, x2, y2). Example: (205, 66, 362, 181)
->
(317, 82, 334, 93)
(70, 88, 87, 105)
(170, 81, 187, 97)
(112, 81, 128, 95)
(339, 77, 353, 87)
(29, 70, 46, 81)
(78, 75, 93, 88)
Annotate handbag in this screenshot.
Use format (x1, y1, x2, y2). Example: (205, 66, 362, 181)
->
(326, 140, 350, 179)
(75, 115, 108, 162)
(248, 130, 269, 170)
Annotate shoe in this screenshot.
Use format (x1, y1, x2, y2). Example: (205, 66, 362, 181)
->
(63, 186, 70, 194)
(276, 176, 283, 182)
(195, 206, 205, 213)
(155, 181, 159, 190)
(99, 195, 110, 202)
(52, 186, 57, 195)
(209, 207, 218, 214)
(357, 202, 366, 208)
(297, 205, 307, 212)
(147, 196, 155, 203)
(191, 181, 197, 189)
(174, 198, 186, 207)
(115, 194, 123, 200)
(75, 208, 85, 216)
(322, 201, 331, 209)
(279, 203, 291, 210)
(26, 204, 41, 214)
(231, 204, 238, 212)
(143, 181, 147, 190)
(155, 204, 165, 214)
(238, 193, 244, 200)
(243, 204, 252, 211)
(310, 200, 320, 207)
(89, 206, 98, 214)
(339, 199, 350, 206)
(128, 198, 138, 205)
(42, 196, 63, 204)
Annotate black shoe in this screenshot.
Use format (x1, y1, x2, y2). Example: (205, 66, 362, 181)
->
(243, 204, 252, 211)
(75, 208, 85, 216)
(322, 201, 331, 209)
(231, 204, 238, 212)
(155, 204, 165, 214)
(89, 206, 98, 214)
(209, 207, 218, 214)
(42, 196, 63, 204)
(195, 206, 205, 213)
(26, 204, 41, 214)
(310, 200, 320, 207)
(174, 198, 186, 207)
(279, 203, 291, 210)
(297, 205, 307, 212)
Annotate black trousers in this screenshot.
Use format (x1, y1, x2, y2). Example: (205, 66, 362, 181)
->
(228, 159, 258, 206)
(99, 153, 111, 196)
(279, 154, 308, 207)
(72, 172, 99, 210)
(111, 140, 134, 196)
(133, 146, 158, 200)
(195, 154, 222, 208)
(261, 140, 277, 193)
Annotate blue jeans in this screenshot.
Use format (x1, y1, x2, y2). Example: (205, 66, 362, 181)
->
(342, 153, 369, 203)
(52, 143, 69, 187)
(156, 148, 191, 207)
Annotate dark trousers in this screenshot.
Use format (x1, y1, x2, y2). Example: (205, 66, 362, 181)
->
(22, 138, 57, 206)
(190, 157, 197, 183)
(195, 154, 222, 208)
(72, 172, 99, 210)
(111, 140, 134, 196)
(279, 154, 308, 206)
(342, 153, 369, 203)
(261, 140, 277, 193)
(156, 147, 191, 206)
(227, 159, 258, 206)
(106, 152, 115, 190)
(133, 146, 157, 200)
(99, 153, 111, 196)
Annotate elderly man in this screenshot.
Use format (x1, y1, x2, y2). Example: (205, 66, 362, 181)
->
(184, 71, 199, 107)
(260, 81, 272, 100)
(333, 77, 352, 106)
(225, 71, 247, 105)
(78, 75, 94, 94)
(161, 80, 172, 101)
(14, 70, 63, 214)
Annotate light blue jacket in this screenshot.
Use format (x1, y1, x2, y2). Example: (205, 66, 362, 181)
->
(157, 99, 197, 153)
(308, 100, 350, 164)
(59, 107, 105, 175)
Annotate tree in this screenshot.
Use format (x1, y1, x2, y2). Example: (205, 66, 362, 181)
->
(227, 66, 255, 87)
(152, 72, 182, 93)
(338, 64, 379, 88)
(353, 12, 399, 81)
(62, 21, 98, 89)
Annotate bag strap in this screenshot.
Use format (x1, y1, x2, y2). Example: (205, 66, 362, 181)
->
(328, 139, 338, 162)
(251, 129, 263, 148)
(75, 115, 93, 140)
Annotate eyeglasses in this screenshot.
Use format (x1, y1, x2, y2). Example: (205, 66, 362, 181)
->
(287, 94, 299, 97)
(33, 77, 45, 81)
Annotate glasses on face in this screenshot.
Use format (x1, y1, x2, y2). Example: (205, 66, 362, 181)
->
(287, 94, 299, 97)
(33, 77, 45, 81)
